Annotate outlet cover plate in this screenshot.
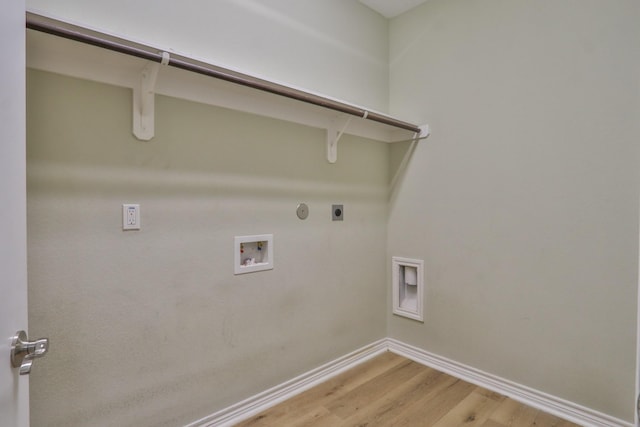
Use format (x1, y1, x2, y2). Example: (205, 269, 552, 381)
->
(122, 204, 140, 230)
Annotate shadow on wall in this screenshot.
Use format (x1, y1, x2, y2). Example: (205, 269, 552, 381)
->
(388, 138, 420, 202)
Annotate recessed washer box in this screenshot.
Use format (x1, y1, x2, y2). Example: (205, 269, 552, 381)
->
(392, 256, 424, 322)
(234, 234, 274, 275)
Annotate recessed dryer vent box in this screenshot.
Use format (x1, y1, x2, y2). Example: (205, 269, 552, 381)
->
(234, 234, 273, 275)
(392, 257, 424, 322)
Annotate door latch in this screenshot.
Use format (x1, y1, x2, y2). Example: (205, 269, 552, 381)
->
(11, 330, 49, 375)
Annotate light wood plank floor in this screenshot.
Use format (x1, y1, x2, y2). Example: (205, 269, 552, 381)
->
(234, 352, 580, 427)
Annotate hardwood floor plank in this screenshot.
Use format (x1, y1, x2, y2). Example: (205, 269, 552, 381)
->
(530, 410, 577, 427)
(480, 419, 508, 427)
(339, 367, 450, 426)
(487, 398, 539, 426)
(476, 388, 507, 402)
(430, 389, 504, 427)
(286, 406, 343, 427)
(232, 353, 581, 427)
(325, 359, 428, 419)
(387, 379, 478, 426)
(234, 352, 406, 426)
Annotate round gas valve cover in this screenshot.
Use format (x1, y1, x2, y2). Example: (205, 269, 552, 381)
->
(296, 203, 309, 220)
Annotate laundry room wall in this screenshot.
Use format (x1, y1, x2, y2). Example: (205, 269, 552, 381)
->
(25, 2, 392, 425)
(26, 68, 389, 426)
(387, 0, 640, 422)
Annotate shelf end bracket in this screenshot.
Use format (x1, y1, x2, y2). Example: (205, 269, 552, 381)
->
(418, 124, 430, 139)
(133, 52, 170, 141)
(326, 116, 353, 164)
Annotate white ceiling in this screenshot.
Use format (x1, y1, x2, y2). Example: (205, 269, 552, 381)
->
(358, 0, 429, 18)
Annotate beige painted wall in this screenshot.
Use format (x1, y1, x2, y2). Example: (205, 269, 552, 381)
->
(26, 69, 389, 426)
(24, 0, 640, 424)
(26, 0, 389, 112)
(388, 0, 640, 421)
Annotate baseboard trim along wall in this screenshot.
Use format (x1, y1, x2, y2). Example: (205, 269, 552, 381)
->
(185, 339, 389, 427)
(186, 338, 633, 427)
(385, 339, 632, 427)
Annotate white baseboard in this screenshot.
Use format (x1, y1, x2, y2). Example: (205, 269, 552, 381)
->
(186, 338, 633, 427)
(386, 338, 633, 427)
(185, 339, 388, 427)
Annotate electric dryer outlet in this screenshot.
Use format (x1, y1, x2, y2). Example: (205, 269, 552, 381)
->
(332, 204, 343, 221)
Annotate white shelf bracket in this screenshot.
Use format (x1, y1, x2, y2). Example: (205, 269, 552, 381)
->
(418, 124, 430, 139)
(326, 116, 353, 164)
(133, 52, 170, 141)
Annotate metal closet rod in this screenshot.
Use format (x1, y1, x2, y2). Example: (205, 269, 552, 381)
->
(26, 12, 421, 134)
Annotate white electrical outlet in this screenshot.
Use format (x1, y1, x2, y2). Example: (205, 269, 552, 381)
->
(122, 204, 140, 230)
